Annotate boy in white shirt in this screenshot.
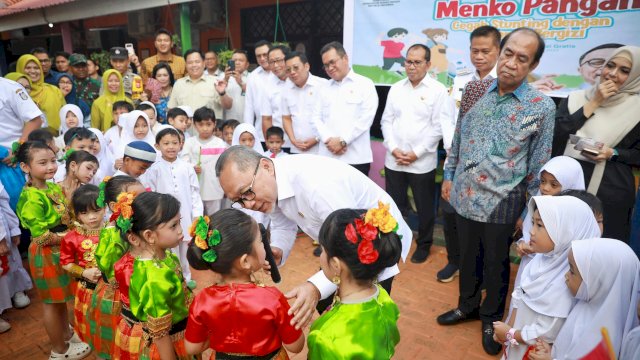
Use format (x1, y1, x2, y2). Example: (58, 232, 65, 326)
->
(167, 107, 191, 139)
(146, 128, 203, 281)
(263, 126, 288, 159)
(180, 107, 228, 216)
(113, 141, 156, 190)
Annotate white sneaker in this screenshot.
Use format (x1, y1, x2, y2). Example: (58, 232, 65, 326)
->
(48, 342, 91, 360)
(12, 291, 30, 309)
(0, 318, 10, 333)
(68, 325, 82, 343)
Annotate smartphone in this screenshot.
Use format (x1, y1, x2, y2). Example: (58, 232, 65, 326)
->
(581, 147, 600, 156)
(227, 60, 235, 71)
(125, 43, 135, 56)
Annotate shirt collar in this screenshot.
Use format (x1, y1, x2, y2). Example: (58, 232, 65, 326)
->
(402, 74, 431, 89)
(488, 79, 530, 101)
(331, 68, 355, 86)
(474, 65, 498, 81)
(274, 159, 294, 201)
(156, 53, 175, 63)
(186, 74, 205, 83)
(289, 73, 318, 89)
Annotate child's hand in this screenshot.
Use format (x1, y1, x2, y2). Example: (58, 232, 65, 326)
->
(114, 158, 124, 170)
(11, 235, 20, 246)
(0, 240, 9, 256)
(194, 165, 202, 174)
(528, 339, 552, 360)
(82, 268, 102, 283)
(516, 241, 534, 257)
(492, 321, 509, 343)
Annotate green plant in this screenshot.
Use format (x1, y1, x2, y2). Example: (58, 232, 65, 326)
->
(90, 50, 111, 72)
(171, 34, 182, 55)
(217, 49, 234, 70)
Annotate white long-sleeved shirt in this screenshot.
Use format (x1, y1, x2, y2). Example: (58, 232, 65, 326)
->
(281, 73, 328, 154)
(268, 154, 412, 299)
(260, 73, 292, 148)
(145, 157, 203, 241)
(223, 71, 249, 121)
(313, 69, 378, 164)
(243, 66, 271, 143)
(381, 76, 455, 174)
(180, 136, 228, 201)
(0, 183, 20, 242)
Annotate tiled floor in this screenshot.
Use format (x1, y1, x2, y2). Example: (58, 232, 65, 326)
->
(0, 234, 515, 359)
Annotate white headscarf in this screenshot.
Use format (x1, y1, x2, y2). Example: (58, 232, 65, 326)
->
(621, 327, 640, 360)
(58, 104, 84, 136)
(519, 196, 601, 317)
(231, 123, 264, 153)
(552, 238, 640, 359)
(120, 110, 155, 148)
(88, 127, 114, 184)
(521, 156, 585, 244)
(139, 101, 157, 118)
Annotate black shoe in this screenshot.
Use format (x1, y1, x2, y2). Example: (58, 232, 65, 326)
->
(482, 322, 503, 355)
(410, 247, 430, 263)
(313, 247, 322, 257)
(437, 263, 460, 283)
(436, 308, 479, 325)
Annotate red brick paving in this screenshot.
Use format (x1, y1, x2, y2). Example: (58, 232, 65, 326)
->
(0, 235, 516, 359)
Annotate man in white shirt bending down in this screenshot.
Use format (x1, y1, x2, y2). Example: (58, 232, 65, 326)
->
(381, 44, 455, 264)
(282, 51, 328, 155)
(216, 146, 412, 329)
(313, 41, 378, 176)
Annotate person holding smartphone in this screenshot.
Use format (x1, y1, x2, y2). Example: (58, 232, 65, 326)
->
(222, 50, 250, 121)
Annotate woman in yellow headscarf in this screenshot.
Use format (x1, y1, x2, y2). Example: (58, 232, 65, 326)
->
(91, 69, 133, 132)
(4, 72, 33, 93)
(16, 55, 66, 134)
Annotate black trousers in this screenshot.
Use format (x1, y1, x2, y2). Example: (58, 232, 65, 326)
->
(441, 200, 459, 266)
(382, 57, 405, 70)
(602, 201, 632, 242)
(385, 168, 436, 250)
(316, 277, 394, 314)
(351, 163, 371, 177)
(456, 214, 513, 322)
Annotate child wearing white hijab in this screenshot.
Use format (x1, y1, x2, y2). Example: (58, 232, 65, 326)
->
(620, 301, 640, 360)
(530, 238, 640, 360)
(494, 196, 601, 360)
(88, 128, 115, 184)
(137, 101, 161, 134)
(54, 104, 84, 156)
(114, 110, 156, 160)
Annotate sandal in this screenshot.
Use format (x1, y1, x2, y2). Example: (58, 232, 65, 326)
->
(68, 325, 82, 343)
(49, 341, 91, 360)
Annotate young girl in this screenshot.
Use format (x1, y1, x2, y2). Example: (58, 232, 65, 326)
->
(307, 204, 402, 359)
(138, 101, 161, 134)
(512, 156, 585, 291)
(15, 141, 91, 359)
(112, 191, 193, 359)
(91, 69, 133, 132)
(91, 175, 145, 359)
(60, 184, 106, 344)
(89, 127, 116, 184)
(58, 150, 99, 202)
(493, 196, 601, 359)
(184, 209, 304, 358)
(530, 238, 640, 360)
(55, 104, 84, 155)
(116, 110, 156, 160)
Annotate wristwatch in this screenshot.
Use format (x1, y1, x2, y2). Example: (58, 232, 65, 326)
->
(339, 138, 347, 148)
(610, 148, 619, 161)
(506, 328, 519, 346)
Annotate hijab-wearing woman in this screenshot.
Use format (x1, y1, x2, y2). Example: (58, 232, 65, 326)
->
(4, 72, 33, 93)
(55, 73, 90, 126)
(535, 238, 640, 360)
(553, 46, 640, 242)
(90, 69, 132, 132)
(16, 55, 66, 134)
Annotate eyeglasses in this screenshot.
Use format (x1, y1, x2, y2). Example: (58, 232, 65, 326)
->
(231, 160, 261, 209)
(405, 60, 425, 68)
(269, 58, 285, 66)
(580, 58, 606, 68)
(286, 64, 304, 73)
(322, 57, 342, 69)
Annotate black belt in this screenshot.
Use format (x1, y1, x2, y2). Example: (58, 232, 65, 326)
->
(79, 279, 97, 290)
(120, 306, 187, 335)
(51, 224, 68, 233)
(215, 348, 280, 360)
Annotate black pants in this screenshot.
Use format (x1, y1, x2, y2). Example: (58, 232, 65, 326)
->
(441, 200, 459, 266)
(351, 163, 371, 177)
(385, 168, 435, 250)
(456, 215, 513, 322)
(602, 201, 632, 242)
(316, 277, 394, 314)
(382, 57, 405, 70)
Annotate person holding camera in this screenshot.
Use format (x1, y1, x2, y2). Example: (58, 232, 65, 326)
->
(223, 50, 250, 121)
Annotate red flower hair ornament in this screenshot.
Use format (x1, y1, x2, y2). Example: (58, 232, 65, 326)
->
(344, 201, 399, 265)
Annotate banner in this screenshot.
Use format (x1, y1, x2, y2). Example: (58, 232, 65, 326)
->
(343, 0, 640, 97)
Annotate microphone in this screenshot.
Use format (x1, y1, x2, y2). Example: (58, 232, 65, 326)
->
(259, 223, 281, 283)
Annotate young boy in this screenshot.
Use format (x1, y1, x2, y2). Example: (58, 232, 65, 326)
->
(54, 127, 98, 182)
(147, 128, 203, 280)
(114, 141, 156, 189)
(177, 105, 195, 137)
(181, 107, 228, 215)
(167, 107, 190, 137)
(27, 129, 60, 156)
(221, 119, 240, 146)
(264, 126, 288, 159)
(104, 100, 134, 159)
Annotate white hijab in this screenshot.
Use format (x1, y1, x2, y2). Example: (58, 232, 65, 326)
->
(58, 104, 84, 136)
(553, 238, 640, 359)
(120, 110, 155, 149)
(519, 196, 601, 317)
(88, 127, 114, 184)
(521, 156, 585, 244)
(231, 123, 264, 153)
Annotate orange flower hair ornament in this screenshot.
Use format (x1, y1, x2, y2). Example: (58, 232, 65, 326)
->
(110, 192, 135, 233)
(190, 216, 221, 263)
(344, 201, 399, 264)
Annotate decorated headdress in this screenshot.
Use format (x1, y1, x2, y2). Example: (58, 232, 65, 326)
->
(59, 148, 75, 162)
(344, 201, 399, 265)
(189, 216, 221, 263)
(9, 141, 23, 165)
(110, 191, 135, 233)
(96, 176, 112, 208)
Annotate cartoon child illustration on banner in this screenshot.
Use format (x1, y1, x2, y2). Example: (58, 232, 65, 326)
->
(378, 27, 408, 71)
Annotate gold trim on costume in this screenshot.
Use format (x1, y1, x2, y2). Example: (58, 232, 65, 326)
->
(145, 313, 173, 339)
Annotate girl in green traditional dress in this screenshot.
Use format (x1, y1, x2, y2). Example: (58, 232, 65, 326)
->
(308, 204, 402, 360)
(15, 141, 91, 360)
